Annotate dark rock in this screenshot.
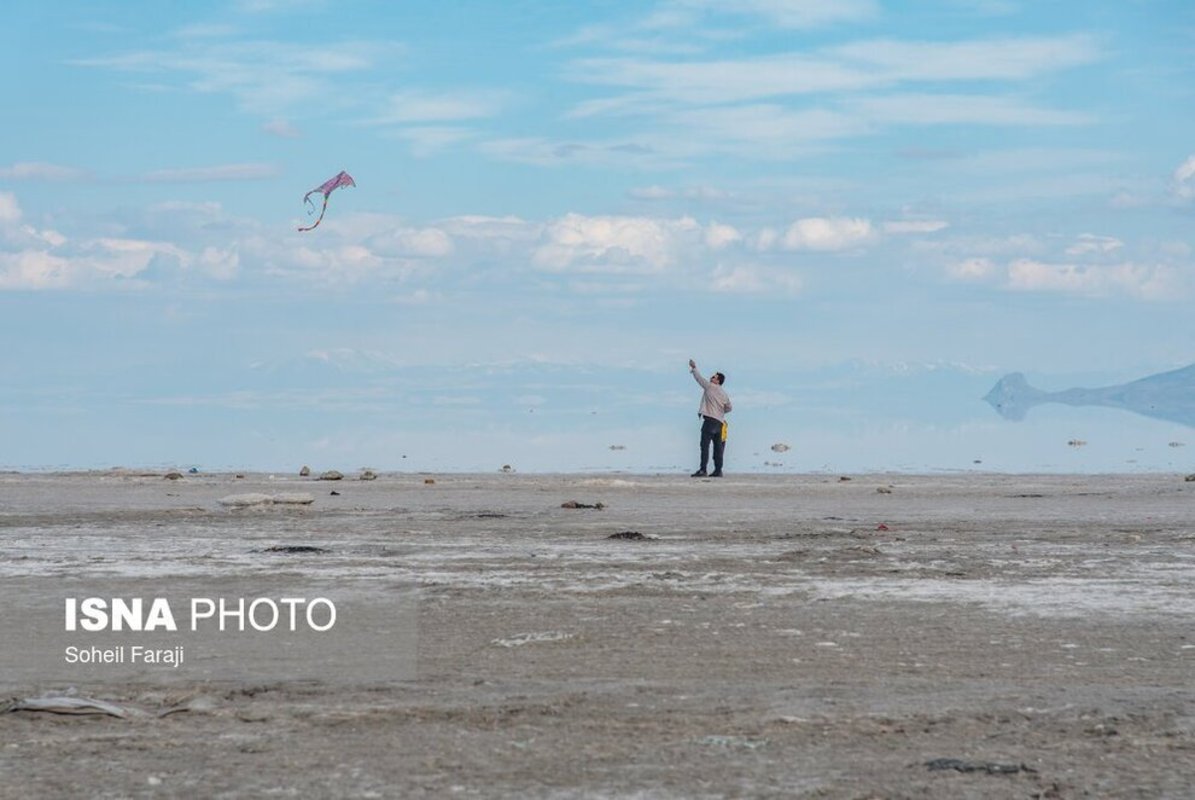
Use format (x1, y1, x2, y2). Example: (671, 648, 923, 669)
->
(260, 545, 330, 555)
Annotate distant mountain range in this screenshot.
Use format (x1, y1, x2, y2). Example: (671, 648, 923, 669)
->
(985, 363, 1195, 428)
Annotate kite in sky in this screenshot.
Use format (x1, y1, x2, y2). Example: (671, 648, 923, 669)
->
(297, 170, 355, 231)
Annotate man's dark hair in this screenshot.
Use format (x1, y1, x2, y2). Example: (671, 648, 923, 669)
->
(713, 372, 726, 385)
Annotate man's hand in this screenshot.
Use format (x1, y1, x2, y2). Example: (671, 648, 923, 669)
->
(688, 359, 696, 369)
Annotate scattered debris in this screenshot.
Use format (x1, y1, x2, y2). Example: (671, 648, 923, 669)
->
(330, 490, 341, 496)
(5, 696, 143, 719)
(188, 467, 199, 474)
(218, 493, 315, 507)
(500, 465, 515, 473)
(876, 523, 889, 531)
(925, 758, 1037, 775)
(562, 500, 605, 510)
(234, 473, 245, 479)
(359, 469, 377, 481)
(697, 735, 769, 750)
(771, 443, 791, 453)
(318, 470, 343, 481)
(492, 631, 574, 647)
(838, 476, 852, 482)
(299, 465, 311, 477)
(164, 472, 182, 481)
(876, 486, 893, 494)
(259, 545, 330, 555)
(424, 478, 436, 485)
(607, 531, 649, 540)
(1185, 474, 1195, 482)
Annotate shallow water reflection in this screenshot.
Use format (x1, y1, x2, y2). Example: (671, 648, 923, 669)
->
(985, 363, 1195, 428)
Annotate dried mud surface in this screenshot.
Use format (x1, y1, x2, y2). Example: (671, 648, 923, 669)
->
(1, 471, 1193, 799)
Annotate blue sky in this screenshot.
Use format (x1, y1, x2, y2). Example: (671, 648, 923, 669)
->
(3, 0, 1194, 473)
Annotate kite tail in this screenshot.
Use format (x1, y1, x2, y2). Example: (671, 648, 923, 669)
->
(297, 195, 329, 232)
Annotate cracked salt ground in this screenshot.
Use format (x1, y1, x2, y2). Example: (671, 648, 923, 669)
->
(4, 471, 1195, 797)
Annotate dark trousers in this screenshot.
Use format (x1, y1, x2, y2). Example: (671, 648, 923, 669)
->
(699, 415, 725, 473)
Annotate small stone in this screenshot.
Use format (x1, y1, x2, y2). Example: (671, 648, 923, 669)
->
(359, 470, 377, 481)
(318, 470, 343, 481)
(164, 471, 183, 480)
(424, 478, 436, 485)
(299, 465, 311, 477)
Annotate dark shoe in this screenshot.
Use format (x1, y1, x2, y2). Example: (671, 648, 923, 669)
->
(690, 469, 707, 477)
(709, 471, 723, 477)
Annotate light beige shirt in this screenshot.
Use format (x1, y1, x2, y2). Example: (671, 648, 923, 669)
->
(692, 367, 732, 422)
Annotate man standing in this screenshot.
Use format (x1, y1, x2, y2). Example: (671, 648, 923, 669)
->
(689, 359, 732, 477)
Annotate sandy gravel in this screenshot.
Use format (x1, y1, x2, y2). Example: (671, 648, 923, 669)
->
(1, 471, 1193, 798)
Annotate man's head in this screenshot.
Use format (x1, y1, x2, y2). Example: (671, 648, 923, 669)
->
(712, 372, 725, 385)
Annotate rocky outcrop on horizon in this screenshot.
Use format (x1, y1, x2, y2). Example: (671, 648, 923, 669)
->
(985, 363, 1195, 428)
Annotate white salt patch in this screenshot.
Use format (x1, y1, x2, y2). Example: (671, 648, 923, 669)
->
(492, 631, 574, 647)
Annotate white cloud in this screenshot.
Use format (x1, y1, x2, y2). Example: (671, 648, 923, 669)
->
(140, 163, 279, 182)
(883, 219, 949, 235)
(671, 0, 879, 29)
(1174, 155, 1195, 200)
(709, 263, 802, 294)
(0, 192, 21, 224)
(266, 243, 387, 282)
(392, 126, 478, 157)
(705, 222, 742, 249)
(0, 162, 90, 181)
(1006, 258, 1181, 300)
(1065, 234, 1123, 257)
(668, 105, 864, 152)
(0, 193, 68, 250)
(851, 93, 1091, 127)
(436, 215, 540, 242)
(83, 238, 191, 279)
(571, 34, 1101, 106)
(374, 89, 506, 124)
(0, 223, 195, 290)
(198, 246, 239, 280)
(75, 39, 393, 117)
(261, 119, 301, 138)
(533, 213, 701, 272)
(391, 288, 437, 305)
(946, 257, 996, 281)
(479, 136, 684, 169)
(568, 54, 875, 104)
(781, 217, 874, 251)
(629, 185, 675, 200)
(0, 250, 71, 290)
(832, 34, 1102, 81)
(369, 227, 455, 258)
(752, 228, 780, 251)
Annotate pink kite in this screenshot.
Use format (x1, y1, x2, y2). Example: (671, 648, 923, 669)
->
(298, 170, 355, 231)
